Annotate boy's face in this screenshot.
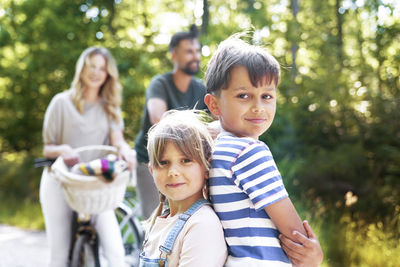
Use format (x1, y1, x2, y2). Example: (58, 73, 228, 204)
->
(205, 66, 277, 139)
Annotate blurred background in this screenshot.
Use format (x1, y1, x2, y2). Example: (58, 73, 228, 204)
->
(0, 0, 399, 266)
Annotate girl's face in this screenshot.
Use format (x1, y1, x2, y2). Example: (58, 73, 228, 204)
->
(149, 142, 206, 214)
(81, 54, 108, 91)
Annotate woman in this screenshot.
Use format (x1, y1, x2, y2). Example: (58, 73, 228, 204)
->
(40, 47, 136, 267)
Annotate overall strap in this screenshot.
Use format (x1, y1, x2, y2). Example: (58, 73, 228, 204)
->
(159, 199, 210, 255)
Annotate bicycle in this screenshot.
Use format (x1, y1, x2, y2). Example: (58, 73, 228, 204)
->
(115, 185, 144, 266)
(68, 187, 143, 267)
(35, 145, 144, 267)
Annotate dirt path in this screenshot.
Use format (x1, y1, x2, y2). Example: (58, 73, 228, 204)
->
(0, 224, 49, 267)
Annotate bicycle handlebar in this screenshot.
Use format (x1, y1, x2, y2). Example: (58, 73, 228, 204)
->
(34, 158, 56, 168)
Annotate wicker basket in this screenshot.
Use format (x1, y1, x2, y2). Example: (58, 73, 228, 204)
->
(51, 145, 129, 214)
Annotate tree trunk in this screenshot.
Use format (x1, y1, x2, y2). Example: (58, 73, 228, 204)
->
(291, 0, 299, 91)
(336, 0, 344, 65)
(201, 0, 209, 36)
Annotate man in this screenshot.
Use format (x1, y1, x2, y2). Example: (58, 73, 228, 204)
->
(134, 25, 207, 219)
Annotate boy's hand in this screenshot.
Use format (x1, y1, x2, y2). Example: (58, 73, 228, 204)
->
(279, 220, 323, 267)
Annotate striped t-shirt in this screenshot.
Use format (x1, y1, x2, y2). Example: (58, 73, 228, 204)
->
(209, 132, 291, 267)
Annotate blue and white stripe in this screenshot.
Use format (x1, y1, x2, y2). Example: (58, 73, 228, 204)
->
(209, 133, 291, 267)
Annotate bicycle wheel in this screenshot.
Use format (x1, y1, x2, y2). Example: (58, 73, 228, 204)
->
(71, 234, 100, 267)
(115, 204, 143, 266)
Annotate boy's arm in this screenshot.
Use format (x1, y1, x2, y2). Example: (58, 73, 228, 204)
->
(279, 221, 323, 267)
(264, 197, 306, 238)
(264, 198, 322, 267)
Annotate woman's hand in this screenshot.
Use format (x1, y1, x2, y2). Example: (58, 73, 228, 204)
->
(110, 130, 137, 171)
(43, 144, 80, 166)
(119, 145, 137, 171)
(279, 220, 323, 267)
(60, 145, 80, 166)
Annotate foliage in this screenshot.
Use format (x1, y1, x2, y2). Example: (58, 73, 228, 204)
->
(1, 0, 399, 265)
(0, 193, 44, 229)
(0, 151, 44, 229)
(291, 196, 400, 267)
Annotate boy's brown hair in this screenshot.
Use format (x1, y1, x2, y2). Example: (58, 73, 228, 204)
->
(205, 35, 280, 96)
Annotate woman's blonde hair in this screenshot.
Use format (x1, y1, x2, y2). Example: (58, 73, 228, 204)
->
(70, 46, 122, 122)
(145, 110, 214, 228)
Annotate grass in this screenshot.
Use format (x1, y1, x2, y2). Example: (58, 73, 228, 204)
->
(340, 213, 400, 267)
(1, 194, 399, 266)
(0, 194, 45, 230)
(0, 150, 45, 230)
(1, 151, 399, 265)
(294, 199, 400, 267)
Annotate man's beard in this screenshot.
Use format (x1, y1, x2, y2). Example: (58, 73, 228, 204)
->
(180, 60, 200, 75)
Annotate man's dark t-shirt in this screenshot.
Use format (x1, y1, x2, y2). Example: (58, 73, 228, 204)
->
(134, 72, 207, 163)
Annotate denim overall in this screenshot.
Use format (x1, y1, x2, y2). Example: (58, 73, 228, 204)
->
(139, 199, 210, 267)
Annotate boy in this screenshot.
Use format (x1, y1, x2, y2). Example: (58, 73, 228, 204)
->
(204, 36, 323, 266)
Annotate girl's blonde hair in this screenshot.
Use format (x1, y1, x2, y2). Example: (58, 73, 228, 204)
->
(70, 46, 122, 122)
(147, 110, 213, 171)
(145, 110, 214, 227)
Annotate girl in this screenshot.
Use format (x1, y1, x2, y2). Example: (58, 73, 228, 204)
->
(40, 47, 136, 267)
(139, 110, 227, 267)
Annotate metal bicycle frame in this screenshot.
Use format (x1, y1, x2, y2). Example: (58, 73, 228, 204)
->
(70, 213, 100, 267)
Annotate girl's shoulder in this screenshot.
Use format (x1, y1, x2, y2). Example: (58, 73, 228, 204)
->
(181, 204, 227, 263)
(189, 204, 222, 228)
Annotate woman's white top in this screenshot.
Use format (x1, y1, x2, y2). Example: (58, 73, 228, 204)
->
(43, 90, 123, 147)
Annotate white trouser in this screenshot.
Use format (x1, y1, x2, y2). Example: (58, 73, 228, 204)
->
(39, 168, 125, 267)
